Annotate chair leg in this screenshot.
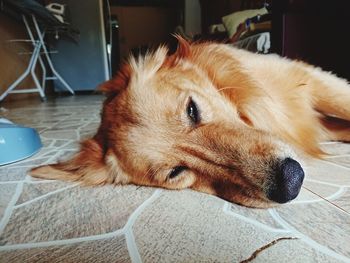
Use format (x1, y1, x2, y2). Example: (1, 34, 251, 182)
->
(38, 56, 47, 93)
(25, 14, 47, 93)
(0, 15, 46, 102)
(0, 40, 41, 101)
(30, 45, 46, 100)
(24, 15, 46, 100)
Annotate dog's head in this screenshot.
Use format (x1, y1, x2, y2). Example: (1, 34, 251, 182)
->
(31, 38, 305, 208)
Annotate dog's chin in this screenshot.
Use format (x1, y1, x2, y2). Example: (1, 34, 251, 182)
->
(232, 191, 301, 208)
(229, 196, 281, 209)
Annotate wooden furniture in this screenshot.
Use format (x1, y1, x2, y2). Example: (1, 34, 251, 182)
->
(271, 0, 350, 80)
(200, 0, 350, 80)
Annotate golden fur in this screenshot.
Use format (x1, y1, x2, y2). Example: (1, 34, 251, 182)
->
(31, 38, 350, 208)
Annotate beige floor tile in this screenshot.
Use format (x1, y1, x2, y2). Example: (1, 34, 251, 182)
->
(305, 159, 350, 186)
(330, 188, 350, 214)
(0, 236, 130, 263)
(0, 185, 153, 245)
(325, 155, 350, 168)
(0, 184, 17, 219)
(16, 181, 72, 206)
(275, 201, 350, 258)
(321, 142, 350, 156)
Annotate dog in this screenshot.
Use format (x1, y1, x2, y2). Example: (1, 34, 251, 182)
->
(30, 37, 350, 208)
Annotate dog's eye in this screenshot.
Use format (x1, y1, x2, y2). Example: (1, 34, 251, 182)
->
(169, 166, 187, 179)
(187, 98, 200, 124)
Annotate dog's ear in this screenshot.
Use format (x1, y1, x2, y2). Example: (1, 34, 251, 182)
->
(98, 63, 131, 97)
(164, 34, 191, 67)
(30, 139, 129, 186)
(173, 34, 191, 59)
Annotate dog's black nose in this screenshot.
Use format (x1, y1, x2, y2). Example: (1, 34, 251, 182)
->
(266, 158, 305, 204)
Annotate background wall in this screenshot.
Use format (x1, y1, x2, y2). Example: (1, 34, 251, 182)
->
(110, 6, 179, 62)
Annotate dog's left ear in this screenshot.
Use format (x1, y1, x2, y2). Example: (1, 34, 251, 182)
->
(98, 63, 131, 97)
(164, 35, 191, 67)
(173, 34, 191, 59)
(30, 139, 130, 186)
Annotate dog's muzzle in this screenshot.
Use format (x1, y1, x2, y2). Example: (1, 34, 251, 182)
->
(266, 158, 305, 203)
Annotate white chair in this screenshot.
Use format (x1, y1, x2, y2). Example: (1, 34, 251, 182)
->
(0, 14, 75, 102)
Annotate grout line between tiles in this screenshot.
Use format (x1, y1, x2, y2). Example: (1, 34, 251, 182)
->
(304, 178, 350, 188)
(0, 188, 162, 259)
(319, 142, 340, 145)
(291, 186, 347, 205)
(47, 139, 57, 148)
(123, 189, 162, 263)
(43, 143, 77, 165)
(1, 141, 74, 171)
(223, 202, 291, 233)
(125, 228, 142, 263)
(1, 104, 102, 112)
(14, 184, 79, 209)
(323, 187, 347, 201)
(38, 113, 76, 135)
(26, 141, 74, 162)
(325, 154, 350, 159)
(269, 209, 350, 263)
(0, 229, 124, 251)
(0, 182, 24, 236)
(302, 186, 350, 216)
(0, 179, 62, 185)
(0, 181, 25, 185)
(321, 160, 350, 171)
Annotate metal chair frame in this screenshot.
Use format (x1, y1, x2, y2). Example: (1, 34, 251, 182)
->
(0, 14, 74, 102)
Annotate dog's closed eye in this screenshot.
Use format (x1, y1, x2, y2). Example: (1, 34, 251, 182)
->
(169, 166, 188, 179)
(187, 97, 200, 125)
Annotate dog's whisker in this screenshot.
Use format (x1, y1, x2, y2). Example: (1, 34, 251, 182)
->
(302, 185, 350, 215)
(139, 167, 152, 183)
(218, 86, 238, 92)
(140, 165, 161, 183)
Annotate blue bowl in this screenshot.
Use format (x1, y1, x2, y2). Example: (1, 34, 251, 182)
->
(0, 122, 42, 166)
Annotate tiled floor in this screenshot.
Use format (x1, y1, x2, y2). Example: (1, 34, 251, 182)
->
(0, 95, 350, 263)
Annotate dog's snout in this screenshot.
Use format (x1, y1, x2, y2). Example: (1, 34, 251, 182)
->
(266, 158, 305, 204)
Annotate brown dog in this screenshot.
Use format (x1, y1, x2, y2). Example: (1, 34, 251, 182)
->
(30, 37, 350, 208)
